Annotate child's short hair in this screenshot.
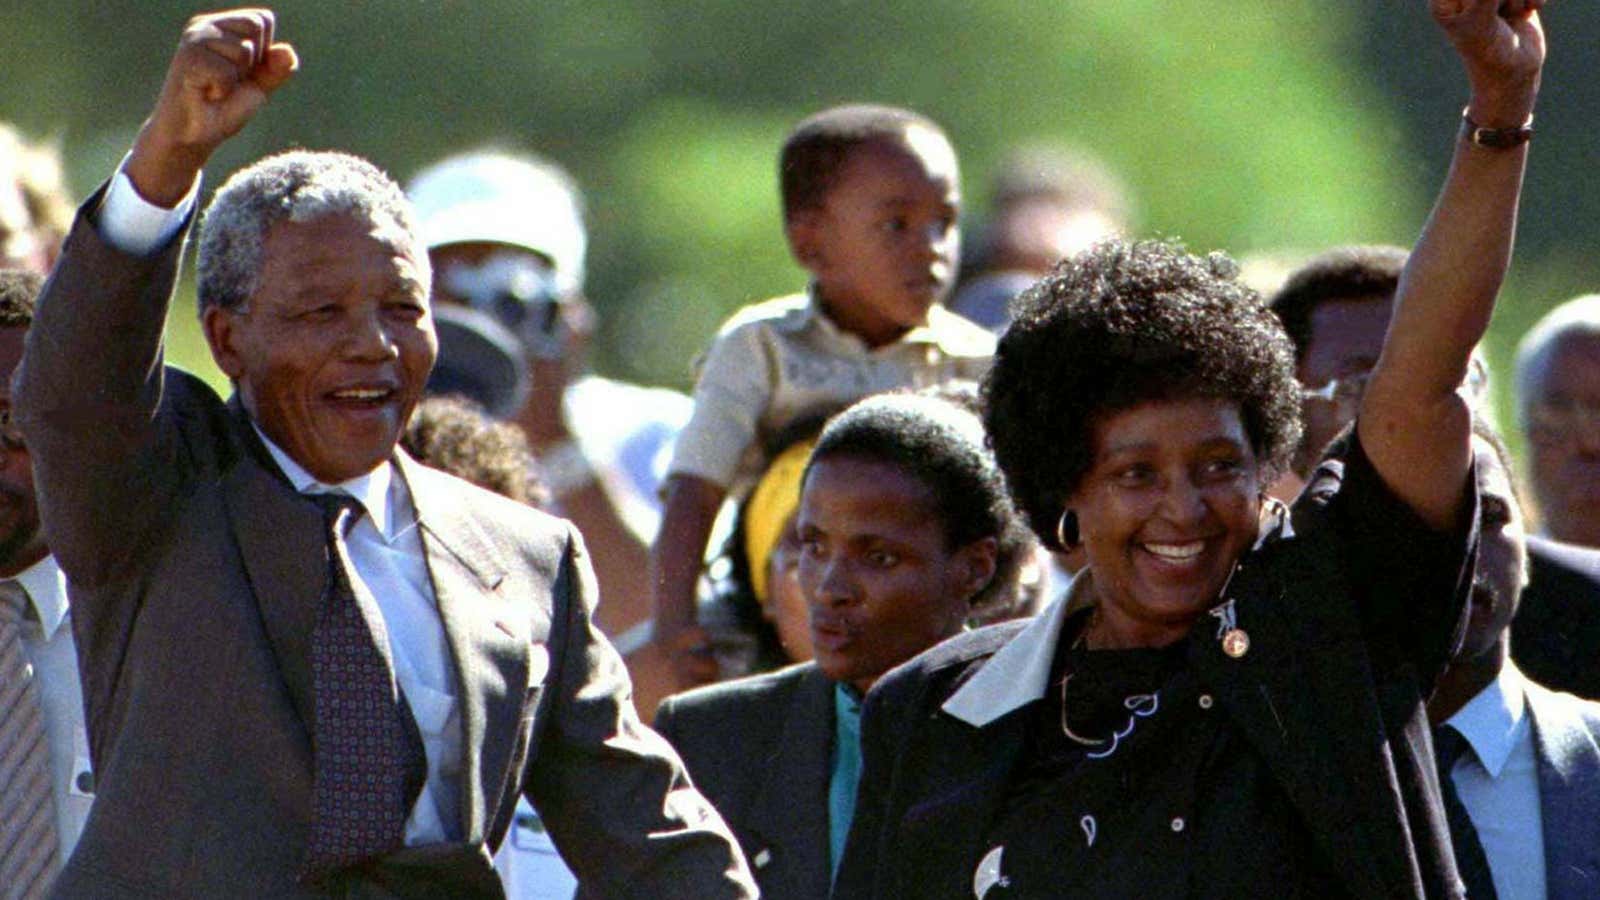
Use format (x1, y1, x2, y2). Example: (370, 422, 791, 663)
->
(779, 104, 948, 224)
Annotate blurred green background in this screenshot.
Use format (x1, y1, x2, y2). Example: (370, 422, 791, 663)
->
(5, 0, 1597, 443)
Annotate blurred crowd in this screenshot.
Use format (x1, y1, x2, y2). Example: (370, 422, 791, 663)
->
(3, 2, 1597, 899)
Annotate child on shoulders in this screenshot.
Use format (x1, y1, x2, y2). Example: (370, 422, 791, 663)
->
(644, 104, 994, 708)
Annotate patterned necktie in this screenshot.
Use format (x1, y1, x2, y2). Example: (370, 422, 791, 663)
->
(0, 580, 60, 899)
(1433, 725, 1499, 899)
(302, 493, 427, 879)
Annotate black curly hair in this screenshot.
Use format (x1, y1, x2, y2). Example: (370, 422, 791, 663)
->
(0, 269, 41, 327)
(402, 395, 548, 509)
(983, 239, 1303, 551)
(805, 391, 1034, 616)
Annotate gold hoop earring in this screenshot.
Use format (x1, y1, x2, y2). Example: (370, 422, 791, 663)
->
(1055, 509, 1079, 550)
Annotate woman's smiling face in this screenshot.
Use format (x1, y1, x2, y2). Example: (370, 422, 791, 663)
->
(1070, 396, 1263, 648)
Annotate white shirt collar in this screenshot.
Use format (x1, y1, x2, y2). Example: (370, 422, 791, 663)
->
(12, 554, 68, 640)
(1445, 663, 1530, 780)
(252, 424, 403, 540)
(941, 571, 1088, 727)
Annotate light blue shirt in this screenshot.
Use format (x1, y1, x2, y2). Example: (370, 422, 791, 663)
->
(9, 555, 94, 866)
(1445, 664, 1546, 900)
(828, 684, 863, 879)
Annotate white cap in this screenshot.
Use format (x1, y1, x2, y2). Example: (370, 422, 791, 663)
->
(407, 152, 587, 295)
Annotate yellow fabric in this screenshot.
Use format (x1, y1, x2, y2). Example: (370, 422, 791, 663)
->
(744, 440, 815, 604)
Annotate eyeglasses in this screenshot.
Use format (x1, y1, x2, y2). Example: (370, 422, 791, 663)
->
(1301, 371, 1371, 408)
(437, 252, 568, 357)
(1303, 357, 1489, 413)
(1526, 399, 1600, 444)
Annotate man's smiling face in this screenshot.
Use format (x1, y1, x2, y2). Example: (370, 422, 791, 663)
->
(205, 212, 436, 482)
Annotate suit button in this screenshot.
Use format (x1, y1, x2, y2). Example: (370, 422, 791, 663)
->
(1170, 817, 1186, 833)
(75, 771, 95, 794)
(1198, 694, 1214, 710)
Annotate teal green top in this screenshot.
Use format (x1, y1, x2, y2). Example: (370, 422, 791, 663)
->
(828, 683, 864, 879)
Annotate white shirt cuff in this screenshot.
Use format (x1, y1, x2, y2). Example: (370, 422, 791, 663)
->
(95, 157, 200, 256)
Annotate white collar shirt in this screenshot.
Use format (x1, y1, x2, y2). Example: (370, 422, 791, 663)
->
(1443, 663, 1546, 900)
(255, 426, 464, 845)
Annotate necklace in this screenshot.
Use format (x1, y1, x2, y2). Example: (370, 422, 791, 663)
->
(1057, 671, 1162, 760)
(1058, 674, 1108, 748)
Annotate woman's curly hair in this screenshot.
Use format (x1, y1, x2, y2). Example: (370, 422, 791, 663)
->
(982, 239, 1303, 551)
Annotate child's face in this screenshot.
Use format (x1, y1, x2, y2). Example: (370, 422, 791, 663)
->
(792, 128, 960, 346)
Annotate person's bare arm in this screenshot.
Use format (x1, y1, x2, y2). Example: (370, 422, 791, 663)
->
(517, 353, 657, 638)
(1358, 0, 1545, 530)
(647, 474, 726, 693)
(15, 9, 296, 584)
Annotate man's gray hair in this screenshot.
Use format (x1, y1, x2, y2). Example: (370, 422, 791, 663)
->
(1513, 294, 1600, 423)
(196, 149, 427, 314)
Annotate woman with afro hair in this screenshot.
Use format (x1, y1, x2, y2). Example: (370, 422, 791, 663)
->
(833, 2, 1548, 897)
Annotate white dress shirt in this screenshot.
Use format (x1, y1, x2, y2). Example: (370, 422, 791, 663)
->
(8, 555, 94, 865)
(1444, 663, 1547, 900)
(94, 170, 464, 846)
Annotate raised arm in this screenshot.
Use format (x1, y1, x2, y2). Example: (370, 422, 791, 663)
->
(1358, 0, 1545, 530)
(14, 12, 297, 584)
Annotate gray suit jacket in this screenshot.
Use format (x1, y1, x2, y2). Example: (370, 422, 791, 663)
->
(1525, 680, 1600, 900)
(655, 663, 835, 900)
(15, 196, 755, 899)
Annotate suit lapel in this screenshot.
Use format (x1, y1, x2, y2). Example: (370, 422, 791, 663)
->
(1526, 683, 1600, 899)
(398, 453, 530, 846)
(744, 666, 835, 898)
(221, 407, 327, 737)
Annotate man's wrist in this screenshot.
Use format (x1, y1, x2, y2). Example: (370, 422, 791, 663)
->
(125, 126, 209, 209)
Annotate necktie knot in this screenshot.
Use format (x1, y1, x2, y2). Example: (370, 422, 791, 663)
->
(307, 492, 365, 540)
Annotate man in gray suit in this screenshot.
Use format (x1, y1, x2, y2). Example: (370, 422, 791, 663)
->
(13, 10, 754, 898)
(1427, 418, 1600, 899)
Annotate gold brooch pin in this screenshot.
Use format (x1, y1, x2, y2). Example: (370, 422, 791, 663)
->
(1209, 598, 1250, 659)
(1222, 628, 1250, 658)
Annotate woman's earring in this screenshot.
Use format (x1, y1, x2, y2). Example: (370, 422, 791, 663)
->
(1055, 509, 1079, 550)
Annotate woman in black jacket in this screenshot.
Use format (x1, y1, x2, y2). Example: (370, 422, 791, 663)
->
(832, 2, 1548, 897)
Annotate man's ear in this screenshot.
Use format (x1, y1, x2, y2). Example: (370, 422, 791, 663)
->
(201, 305, 246, 381)
(785, 209, 826, 273)
(956, 536, 1000, 602)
